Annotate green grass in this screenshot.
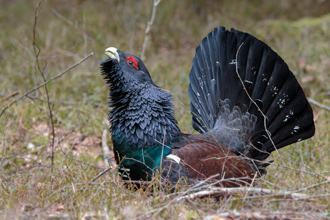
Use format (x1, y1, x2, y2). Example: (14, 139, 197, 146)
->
(1, 0, 330, 219)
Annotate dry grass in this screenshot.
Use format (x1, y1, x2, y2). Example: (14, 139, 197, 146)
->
(0, 0, 330, 219)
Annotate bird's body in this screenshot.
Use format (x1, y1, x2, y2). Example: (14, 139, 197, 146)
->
(101, 27, 315, 187)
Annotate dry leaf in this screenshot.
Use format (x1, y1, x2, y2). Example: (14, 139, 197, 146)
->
(56, 203, 64, 212)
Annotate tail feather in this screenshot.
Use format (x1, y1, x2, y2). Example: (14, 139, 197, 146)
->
(188, 27, 315, 161)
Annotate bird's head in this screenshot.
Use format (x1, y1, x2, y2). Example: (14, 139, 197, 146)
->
(101, 47, 157, 90)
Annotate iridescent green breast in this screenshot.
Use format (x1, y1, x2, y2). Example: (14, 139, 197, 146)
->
(113, 135, 172, 180)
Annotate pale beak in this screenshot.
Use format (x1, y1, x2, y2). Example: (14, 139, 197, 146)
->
(105, 47, 120, 62)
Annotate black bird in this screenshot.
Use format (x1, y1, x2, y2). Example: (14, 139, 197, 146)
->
(101, 27, 315, 187)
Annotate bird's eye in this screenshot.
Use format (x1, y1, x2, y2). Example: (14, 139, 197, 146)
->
(126, 57, 138, 69)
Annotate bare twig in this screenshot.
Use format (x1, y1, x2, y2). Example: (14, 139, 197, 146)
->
(92, 121, 113, 182)
(52, 8, 74, 26)
(176, 187, 309, 201)
(0, 53, 93, 118)
(321, 91, 330, 96)
(91, 167, 112, 182)
(102, 127, 111, 168)
(204, 211, 325, 220)
(1, 91, 20, 102)
(33, 0, 57, 169)
(293, 180, 330, 193)
(307, 97, 330, 112)
(140, 0, 161, 60)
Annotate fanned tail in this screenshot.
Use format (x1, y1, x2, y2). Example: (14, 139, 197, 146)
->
(188, 27, 315, 161)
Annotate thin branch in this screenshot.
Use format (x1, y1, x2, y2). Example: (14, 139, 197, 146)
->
(91, 167, 112, 182)
(176, 187, 309, 201)
(140, 0, 161, 60)
(293, 180, 330, 193)
(307, 97, 330, 112)
(0, 53, 93, 118)
(1, 91, 20, 102)
(102, 127, 111, 168)
(33, 0, 56, 169)
(52, 8, 74, 26)
(205, 211, 325, 219)
(92, 121, 113, 182)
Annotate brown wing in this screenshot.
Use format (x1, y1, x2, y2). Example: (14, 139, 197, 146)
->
(167, 136, 256, 187)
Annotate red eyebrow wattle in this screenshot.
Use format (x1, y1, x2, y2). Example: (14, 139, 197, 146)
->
(126, 57, 138, 69)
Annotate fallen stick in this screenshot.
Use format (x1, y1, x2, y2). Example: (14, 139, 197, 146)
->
(308, 97, 330, 112)
(177, 186, 309, 201)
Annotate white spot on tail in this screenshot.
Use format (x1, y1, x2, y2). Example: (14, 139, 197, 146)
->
(283, 115, 290, 122)
(271, 86, 279, 97)
(198, 77, 204, 90)
(277, 98, 286, 108)
(291, 126, 300, 134)
(166, 154, 181, 164)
